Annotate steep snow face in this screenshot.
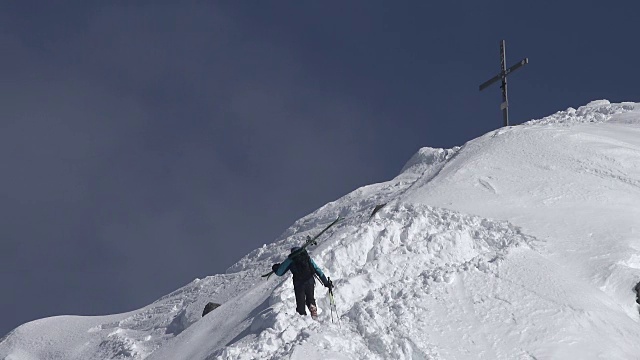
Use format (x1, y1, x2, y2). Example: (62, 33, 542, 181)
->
(401, 100, 640, 311)
(2, 100, 640, 360)
(215, 203, 535, 360)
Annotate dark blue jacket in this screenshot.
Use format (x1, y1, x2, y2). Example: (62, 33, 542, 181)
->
(274, 257, 329, 286)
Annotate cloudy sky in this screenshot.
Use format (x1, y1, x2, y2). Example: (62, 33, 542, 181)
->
(1, 1, 637, 336)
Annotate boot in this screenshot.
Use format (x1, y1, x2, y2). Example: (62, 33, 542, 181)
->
(309, 304, 318, 320)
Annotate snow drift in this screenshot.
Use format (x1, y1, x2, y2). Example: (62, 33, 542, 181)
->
(2, 100, 640, 359)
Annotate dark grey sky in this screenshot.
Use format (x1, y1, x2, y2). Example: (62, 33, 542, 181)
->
(1, 1, 637, 336)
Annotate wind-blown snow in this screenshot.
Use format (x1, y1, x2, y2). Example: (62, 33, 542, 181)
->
(2, 100, 640, 359)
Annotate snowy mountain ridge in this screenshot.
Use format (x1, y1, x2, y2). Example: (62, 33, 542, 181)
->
(2, 100, 640, 359)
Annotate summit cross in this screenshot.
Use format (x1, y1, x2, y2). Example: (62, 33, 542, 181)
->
(479, 40, 529, 127)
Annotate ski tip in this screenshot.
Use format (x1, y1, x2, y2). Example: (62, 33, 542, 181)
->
(368, 203, 387, 220)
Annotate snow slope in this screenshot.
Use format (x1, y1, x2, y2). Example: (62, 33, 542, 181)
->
(2, 100, 640, 359)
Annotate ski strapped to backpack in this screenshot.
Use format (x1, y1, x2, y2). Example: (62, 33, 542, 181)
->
(262, 216, 342, 279)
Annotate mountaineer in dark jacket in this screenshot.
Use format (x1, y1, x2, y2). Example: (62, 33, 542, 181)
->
(272, 247, 333, 319)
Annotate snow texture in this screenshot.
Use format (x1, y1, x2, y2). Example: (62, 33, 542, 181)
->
(2, 100, 640, 359)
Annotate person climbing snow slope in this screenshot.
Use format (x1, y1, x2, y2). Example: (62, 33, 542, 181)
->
(272, 247, 333, 319)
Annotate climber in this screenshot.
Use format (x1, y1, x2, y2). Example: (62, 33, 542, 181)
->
(272, 247, 333, 319)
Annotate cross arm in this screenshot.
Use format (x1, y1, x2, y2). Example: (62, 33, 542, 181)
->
(505, 58, 528, 76)
(479, 73, 502, 92)
(479, 57, 528, 91)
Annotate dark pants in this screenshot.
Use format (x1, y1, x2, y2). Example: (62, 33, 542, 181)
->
(293, 277, 316, 315)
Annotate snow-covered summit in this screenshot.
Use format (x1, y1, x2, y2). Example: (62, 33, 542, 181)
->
(2, 101, 640, 359)
(524, 99, 636, 126)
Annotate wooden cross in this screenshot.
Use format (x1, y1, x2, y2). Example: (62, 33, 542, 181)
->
(479, 40, 528, 127)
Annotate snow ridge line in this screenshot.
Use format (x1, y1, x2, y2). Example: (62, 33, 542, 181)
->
(393, 147, 461, 202)
(227, 146, 460, 276)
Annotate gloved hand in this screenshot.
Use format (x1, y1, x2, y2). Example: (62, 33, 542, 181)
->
(271, 263, 280, 272)
(325, 279, 334, 289)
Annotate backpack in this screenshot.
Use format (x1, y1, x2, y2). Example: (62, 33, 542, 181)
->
(289, 249, 315, 283)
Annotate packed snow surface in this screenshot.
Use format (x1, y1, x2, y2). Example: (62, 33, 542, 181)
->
(3, 100, 640, 359)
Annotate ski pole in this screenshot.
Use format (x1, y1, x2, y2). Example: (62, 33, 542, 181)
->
(329, 289, 334, 324)
(328, 277, 340, 327)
